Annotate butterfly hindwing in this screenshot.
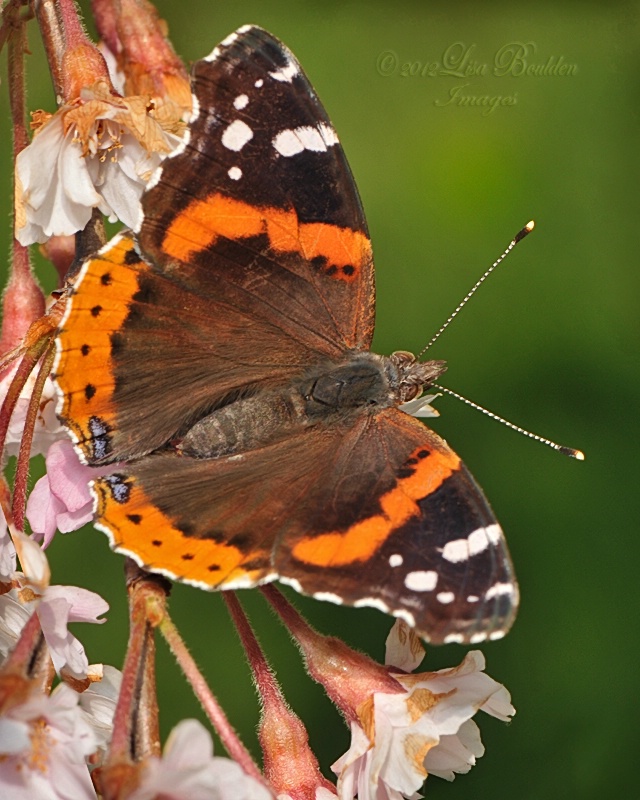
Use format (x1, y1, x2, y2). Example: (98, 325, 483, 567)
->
(92, 407, 517, 643)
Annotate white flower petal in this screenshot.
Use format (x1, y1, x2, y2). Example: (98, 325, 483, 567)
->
(16, 118, 103, 244)
(315, 789, 339, 800)
(0, 511, 17, 581)
(78, 665, 121, 757)
(1, 370, 64, 457)
(96, 153, 148, 229)
(163, 719, 214, 768)
(480, 683, 516, 721)
(385, 620, 425, 672)
(0, 590, 31, 656)
(12, 527, 50, 589)
(5, 584, 106, 679)
(57, 130, 102, 207)
(424, 720, 483, 780)
(333, 647, 514, 798)
(45, 585, 109, 625)
(0, 718, 31, 753)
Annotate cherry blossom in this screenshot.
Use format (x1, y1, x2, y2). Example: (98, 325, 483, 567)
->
(128, 718, 274, 800)
(15, 81, 182, 246)
(332, 621, 515, 799)
(0, 682, 98, 799)
(0, 529, 108, 680)
(26, 440, 102, 546)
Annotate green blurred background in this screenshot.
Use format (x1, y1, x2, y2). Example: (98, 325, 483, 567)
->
(1, 1, 638, 797)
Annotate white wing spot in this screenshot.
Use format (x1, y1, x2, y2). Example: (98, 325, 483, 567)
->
(354, 597, 390, 614)
(436, 591, 455, 604)
(443, 524, 503, 563)
(318, 121, 339, 146)
(389, 554, 403, 568)
(469, 632, 488, 643)
(467, 594, 479, 603)
(404, 570, 438, 592)
(444, 633, 465, 644)
(255, 78, 264, 88)
(278, 576, 302, 593)
(221, 30, 239, 47)
(273, 125, 339, 157)
(468, 527, 490, 556)
(442, 538, 469, 563)
(486, 523, 503, 545)
(272, 129, 303, 157)
(221, 119, 253, 151)
(233, 94, 249, 110)
(269, 58, 299, 83)
(485, 581, 515, 600)
(228, 166, 242, 181)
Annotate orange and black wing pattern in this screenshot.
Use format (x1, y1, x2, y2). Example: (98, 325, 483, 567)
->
(89, 407, 517, 644)
(54, 26, 519, 644)
(56, 27, 374, 463)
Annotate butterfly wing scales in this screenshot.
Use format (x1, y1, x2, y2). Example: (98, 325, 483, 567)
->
(56, 234, 323, 460)
(55, 26, 519, 643)
(56, 27, 375, 463)
(139, 26, 375, 354)
(94, 408, 517, 643)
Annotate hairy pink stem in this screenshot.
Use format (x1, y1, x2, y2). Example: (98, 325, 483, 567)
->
(158, 603, 263, 781)
(12, 345, 55, 530)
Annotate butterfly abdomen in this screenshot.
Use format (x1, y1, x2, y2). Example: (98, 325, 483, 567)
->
(177, 389, 304, 458)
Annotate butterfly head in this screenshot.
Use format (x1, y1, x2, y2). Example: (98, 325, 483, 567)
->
(387, 351, 447, 404)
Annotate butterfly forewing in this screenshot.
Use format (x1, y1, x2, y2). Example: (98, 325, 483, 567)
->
(139, 26, 375, 355)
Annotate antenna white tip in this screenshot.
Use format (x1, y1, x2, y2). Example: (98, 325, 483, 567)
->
(568, 448, 585, 461)
(434, 384, 584, 461)
(514, 220, 535, 244)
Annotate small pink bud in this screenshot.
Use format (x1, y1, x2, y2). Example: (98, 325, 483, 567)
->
(93, 0, 191, 111)
(0, 250, 46, 357)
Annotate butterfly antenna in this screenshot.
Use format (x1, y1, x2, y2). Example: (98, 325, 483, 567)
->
(418, 220, 535, 359)
(434, 383, 585, 460)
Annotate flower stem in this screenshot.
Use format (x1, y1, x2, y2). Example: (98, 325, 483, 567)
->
(158, 599, 263, 781)
(12, 343, 55, 529)
(223, 592, 274, 701)
(102, 562, 163, 800)
(34, 0, 67, 100)
(2, 1, 46, 352)
(224, 592, 335, 800)
(0, 337, 49, 456)
(261, 585, 402, 720)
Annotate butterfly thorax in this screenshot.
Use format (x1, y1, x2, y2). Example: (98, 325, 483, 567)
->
(177, 352, 446, 460)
